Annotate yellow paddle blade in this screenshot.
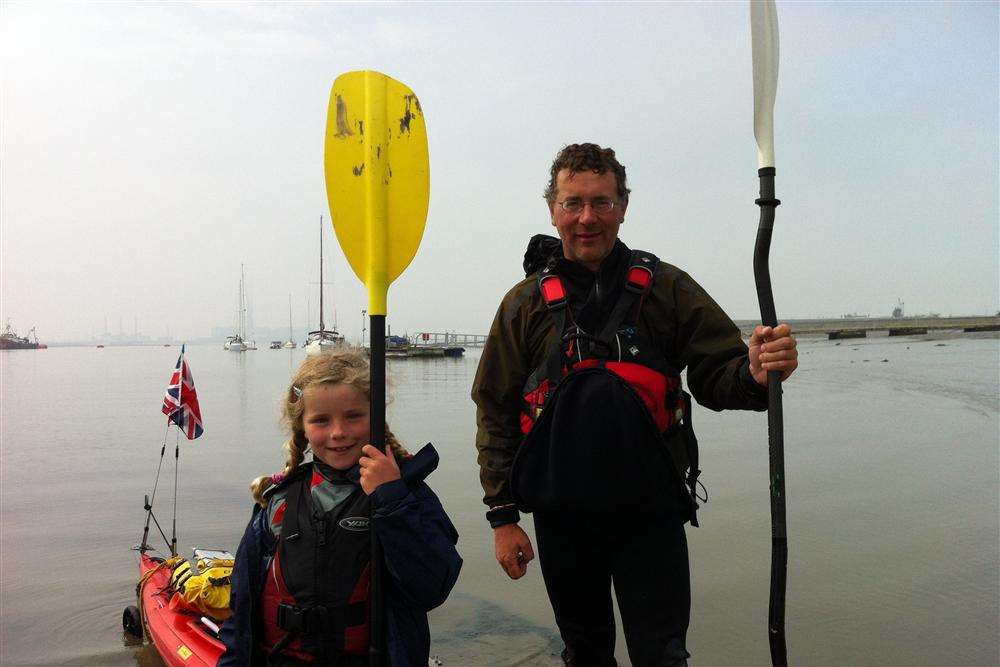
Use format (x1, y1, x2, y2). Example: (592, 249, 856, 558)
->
(324, 70, 429, 315)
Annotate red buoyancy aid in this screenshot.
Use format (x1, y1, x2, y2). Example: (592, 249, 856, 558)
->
(520, 249, 686, 436)
(511, 250, 704, 524)
(258, 466, 372, 661)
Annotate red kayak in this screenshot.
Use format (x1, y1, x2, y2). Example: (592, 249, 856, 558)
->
(125, 553, 225, 667)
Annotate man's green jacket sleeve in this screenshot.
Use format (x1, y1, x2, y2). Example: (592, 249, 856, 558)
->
(471, 280, 538, 510)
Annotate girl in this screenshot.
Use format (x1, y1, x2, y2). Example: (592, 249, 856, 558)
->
(219, 350, 462, 666)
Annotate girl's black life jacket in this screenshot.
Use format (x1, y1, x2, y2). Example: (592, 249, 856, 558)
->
(259, 466, 372, 661)
(510, 249, 706, 525)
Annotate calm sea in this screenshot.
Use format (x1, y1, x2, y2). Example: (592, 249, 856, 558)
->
(1, 332, 997, 666)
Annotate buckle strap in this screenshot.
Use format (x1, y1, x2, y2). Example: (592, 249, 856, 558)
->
(625, 265, 654, 294)
(277, 602, 367, 634)
(537, 266, 567, 311)
(679, 391, 707, 528)
(595, 250, 659, 346)
(626, 250, 657, 294)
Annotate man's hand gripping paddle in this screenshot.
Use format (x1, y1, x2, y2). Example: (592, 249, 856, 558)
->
(324, 70, 429, 667)
(751, 2, 788, 665)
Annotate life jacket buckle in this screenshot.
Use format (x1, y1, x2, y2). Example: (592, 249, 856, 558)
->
(625, 265, 654, 294)
(539, 274, 568, 310)
(561, 330, 611, 360)
(277, 603, 310, 632)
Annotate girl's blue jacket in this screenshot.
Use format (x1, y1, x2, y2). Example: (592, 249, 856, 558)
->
(218, 444, 462, 666)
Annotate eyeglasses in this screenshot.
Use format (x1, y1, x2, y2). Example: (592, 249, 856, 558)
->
(556, 198, 617, 214)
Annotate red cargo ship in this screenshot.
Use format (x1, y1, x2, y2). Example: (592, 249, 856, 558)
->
(0, 321, 46, 350)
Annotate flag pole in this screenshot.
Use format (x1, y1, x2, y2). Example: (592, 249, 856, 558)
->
(150, 342, 203, 557)
(170, 344, 185, 557)
(171, 427, 179, 557)
(170, 343, 192, 557)
(138, 421, 172, 553)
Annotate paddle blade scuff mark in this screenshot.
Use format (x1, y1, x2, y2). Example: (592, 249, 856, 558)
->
(353, 164, 365, 176)
(399, 94, 419, 135)
(335, 95, 353, 138)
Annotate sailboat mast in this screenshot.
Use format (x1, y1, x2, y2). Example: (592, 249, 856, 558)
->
(288, 294, 293, 341)
(240, 263, 246, 340)
(318, 216, 325, 332)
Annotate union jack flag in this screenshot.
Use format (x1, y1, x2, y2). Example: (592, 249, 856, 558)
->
(161, 344, 204, 439)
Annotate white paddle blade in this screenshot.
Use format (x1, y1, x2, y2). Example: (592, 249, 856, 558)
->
(751, 0, 779, 169)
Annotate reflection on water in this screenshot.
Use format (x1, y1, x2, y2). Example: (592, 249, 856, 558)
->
(1, 336, 997, 666)
(427, 592, 562, 666)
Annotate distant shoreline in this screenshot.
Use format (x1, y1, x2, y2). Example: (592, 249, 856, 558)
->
(14, 314, 1000, 348)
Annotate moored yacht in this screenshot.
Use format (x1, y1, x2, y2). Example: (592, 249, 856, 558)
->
(283, 294, 297, 348)
(223, 335, 247, 352)
(224, 265, 249, 351)
(304, 216, 345, 356)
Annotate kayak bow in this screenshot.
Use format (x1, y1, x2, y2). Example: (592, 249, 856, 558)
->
(131, 553, 225, 667)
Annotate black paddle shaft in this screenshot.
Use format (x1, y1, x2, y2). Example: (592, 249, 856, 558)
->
(753, 166, 788, 667)
(368, 315, 388, 667)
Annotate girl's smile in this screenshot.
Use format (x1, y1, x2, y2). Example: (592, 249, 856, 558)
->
(301, 383, 371, 470)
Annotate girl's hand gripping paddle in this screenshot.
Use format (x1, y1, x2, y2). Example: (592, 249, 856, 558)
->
(324, 70, 429, 667)
(751, 2, 788, 665)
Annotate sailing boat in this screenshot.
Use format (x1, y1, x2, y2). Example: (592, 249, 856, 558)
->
(283, 294, 297, 348)
(223, 265, 248, 352)
(304, 216, 345, 355)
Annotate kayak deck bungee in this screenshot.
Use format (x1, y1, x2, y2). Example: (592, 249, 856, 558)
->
(137, 552, 225, 667)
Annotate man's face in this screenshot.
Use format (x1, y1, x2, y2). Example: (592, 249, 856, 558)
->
(549, 169, 626, 271)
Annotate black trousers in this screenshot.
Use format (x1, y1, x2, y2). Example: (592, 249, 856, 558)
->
(534, 511, 692, 667)
(266, 651, 368, 666)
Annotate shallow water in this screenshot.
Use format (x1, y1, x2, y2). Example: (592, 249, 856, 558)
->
(1, 334, 997, 666)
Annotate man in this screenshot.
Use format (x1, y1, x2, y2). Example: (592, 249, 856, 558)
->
(472, 143, 798, 667)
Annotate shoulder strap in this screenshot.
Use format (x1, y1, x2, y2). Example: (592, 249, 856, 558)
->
(595, 249, 659, 344)
(280, 465, 311, 543)
(263, 461, 311, 501)
(537, 263, 568, 334)
(531, 263, 577, 383)
(536, 261, 572, 354)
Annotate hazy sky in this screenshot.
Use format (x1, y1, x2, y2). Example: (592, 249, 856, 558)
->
(2, 1, 997, 342)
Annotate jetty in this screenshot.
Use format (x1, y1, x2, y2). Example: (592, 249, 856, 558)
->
(412, 332, 487, 348)
(377, 317, 999, 349)
(734, 315, 1000, 341)
(380, 334, 465, 359)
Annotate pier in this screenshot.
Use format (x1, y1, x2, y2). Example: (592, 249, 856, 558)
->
(734, 316, 1000, 340)
(410, 317, 999, 346)
(412, 332, 488, 347)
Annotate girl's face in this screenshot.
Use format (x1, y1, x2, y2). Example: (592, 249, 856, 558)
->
(301, 382, 370, 470)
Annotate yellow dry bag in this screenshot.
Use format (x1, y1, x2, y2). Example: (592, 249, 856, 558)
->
(168, 555, 234, 620)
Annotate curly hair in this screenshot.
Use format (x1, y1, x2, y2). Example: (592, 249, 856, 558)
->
(543, 143, 631, 207)
(250, 349, 409, 505)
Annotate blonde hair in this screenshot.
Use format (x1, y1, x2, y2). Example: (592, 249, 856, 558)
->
(250, 349, 409, 505)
